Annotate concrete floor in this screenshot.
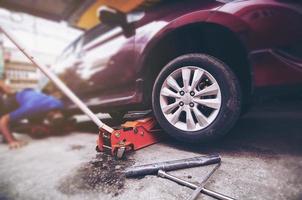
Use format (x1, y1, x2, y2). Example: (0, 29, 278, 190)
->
(0, 99, 302, 200)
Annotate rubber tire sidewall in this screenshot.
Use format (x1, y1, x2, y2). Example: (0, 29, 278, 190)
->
(152, 53, 242, 143)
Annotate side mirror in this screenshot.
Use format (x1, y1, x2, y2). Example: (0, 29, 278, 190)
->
(99, 6, 127, 27)
(98, 6, 135, 37)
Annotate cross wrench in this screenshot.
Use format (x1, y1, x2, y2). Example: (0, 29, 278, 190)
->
(188, 163, 221, 200)
(158, 170, 235, 200)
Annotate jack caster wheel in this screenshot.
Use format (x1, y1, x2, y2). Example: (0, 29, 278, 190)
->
(114, 146, 126, 159)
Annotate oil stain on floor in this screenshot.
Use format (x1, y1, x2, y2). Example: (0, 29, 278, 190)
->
(57, 153, 134, 197)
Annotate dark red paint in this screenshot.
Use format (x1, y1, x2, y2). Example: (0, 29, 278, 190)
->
(53, 0, 302, 112)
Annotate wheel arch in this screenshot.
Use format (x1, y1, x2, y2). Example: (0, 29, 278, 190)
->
(139, 21, 253, 109)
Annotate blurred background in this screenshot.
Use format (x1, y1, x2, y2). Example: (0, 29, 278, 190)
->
(0, 5, 80, 92)
(0, 1, 301, 200)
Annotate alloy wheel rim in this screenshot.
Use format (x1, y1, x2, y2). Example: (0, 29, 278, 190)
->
(159, 66, 222, 132)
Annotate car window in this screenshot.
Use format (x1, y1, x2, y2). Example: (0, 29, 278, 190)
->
(83, 24, 114, 46)
(56, 40, 76, 61)
(56, 24, 114, 61)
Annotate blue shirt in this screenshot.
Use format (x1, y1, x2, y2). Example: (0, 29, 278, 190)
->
(10, 89, 63, 122)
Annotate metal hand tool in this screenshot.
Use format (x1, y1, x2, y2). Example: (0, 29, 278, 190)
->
(188, 163, 221, 200)
(125, 154, 221, 177)
(158, 170, 236, 200)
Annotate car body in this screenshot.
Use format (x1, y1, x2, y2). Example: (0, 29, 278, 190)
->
(52, 0, 302, 141)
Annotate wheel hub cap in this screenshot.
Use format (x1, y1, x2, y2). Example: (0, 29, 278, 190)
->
(182, 93, 193, 105)
(159, 66, 222, 132)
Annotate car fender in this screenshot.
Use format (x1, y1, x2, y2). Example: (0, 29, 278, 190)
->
(136, 10, 251, 76)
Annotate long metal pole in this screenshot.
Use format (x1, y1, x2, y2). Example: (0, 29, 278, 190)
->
(0, 26, 114, 133)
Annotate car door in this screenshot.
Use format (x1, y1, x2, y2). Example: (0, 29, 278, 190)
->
(78, 25, 137, 94)
(53, 24, 137, 104)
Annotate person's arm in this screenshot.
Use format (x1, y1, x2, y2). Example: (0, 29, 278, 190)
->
(0, 114, 27, 149)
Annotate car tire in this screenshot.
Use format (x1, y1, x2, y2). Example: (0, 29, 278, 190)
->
(152, 53, 242, 143)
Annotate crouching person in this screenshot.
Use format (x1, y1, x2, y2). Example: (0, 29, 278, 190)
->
(0, 81, 64, 149)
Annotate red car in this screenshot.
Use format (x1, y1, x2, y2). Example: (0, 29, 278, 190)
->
(53, 0, 302, 143)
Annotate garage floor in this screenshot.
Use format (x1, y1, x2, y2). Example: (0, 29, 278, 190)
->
(0, 98, 302, 200)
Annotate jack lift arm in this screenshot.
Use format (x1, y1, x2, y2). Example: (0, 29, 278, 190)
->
(0, 26, 160, 158)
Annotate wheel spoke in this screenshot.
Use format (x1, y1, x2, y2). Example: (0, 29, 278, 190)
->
(196, 83, 219, 97)
(163, 101, 179, 114)
(160, 66, 222, 132)
(161, 87, 180, 98)
(191, 69, 204, 90)
(185, 107, 195, 130)
(167, 76, 181, 92)
(182, 68, 191, 92)
(169, 107, 182, 124)
(194, 98, 220, 109)
(193, 107, 209, 126)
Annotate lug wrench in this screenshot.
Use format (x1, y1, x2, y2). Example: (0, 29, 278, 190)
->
(187, 163, 221, 200)
(158, 169, 235, 200)
(126, 155, 236, 200)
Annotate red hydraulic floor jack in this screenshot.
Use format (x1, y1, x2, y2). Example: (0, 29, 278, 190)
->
(0, 27, 161, 158)
(97, 117, 162, 158)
